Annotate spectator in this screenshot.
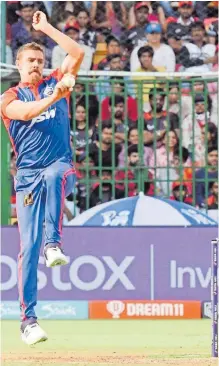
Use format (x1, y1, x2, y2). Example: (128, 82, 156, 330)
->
(77, 9, 97, 51)
(129, 2, 166, 32)
(115, 144, 141, 197)
(131, 23, 176, 72)
(52, 22, 93, 71)
(95, 54, 124, 101)
(155, 130, 182, 195)
(90, 170, 123, 207)
(52, 10, 76, 31)
(89, 121, 122, 168)
(101, 76, 138, 122)
(144, 89, 179, 147)
(195, 146, 218, 207)
(118, 126, 154, 169)
(94, 35, 121, 70)
(90, 1, 127, 37)
(63, 193, 79, 225)
(182, 94, 213, 165)
(125, 2, 150, 47)
(170, 181, 193, 205)
(179, 21, 216, 72)
(167, 26, 188, 70)
(75, 155, 96, 213)
(173, 146, 193, 195)
(200, 122, 218, 166)
(163, 81, 206, 121)
(207, 181, 218, 210)
(51, 1, 84, 30)
(107, 95, 132, 144)
(166, 1, 199, 40)
(70, 104, 94, 159)
(132, 45, 165, 103)
(11, 1, 35, 59)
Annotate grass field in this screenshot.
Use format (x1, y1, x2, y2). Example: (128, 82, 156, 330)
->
(1, 319, 217, 366)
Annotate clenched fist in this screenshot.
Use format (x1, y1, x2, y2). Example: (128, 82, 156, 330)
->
(51, 81, 73, 102)
(32, 11, 48, 32)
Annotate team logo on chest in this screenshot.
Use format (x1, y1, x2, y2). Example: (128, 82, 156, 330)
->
(43, 85, 54, 97)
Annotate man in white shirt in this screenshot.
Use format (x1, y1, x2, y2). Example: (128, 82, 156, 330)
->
(130, 23, 176, 72)
(180, 21, 216, 73)
(52, 22, 93, 71)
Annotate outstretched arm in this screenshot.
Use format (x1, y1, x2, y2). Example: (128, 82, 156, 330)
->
(32, 11, 85, 76)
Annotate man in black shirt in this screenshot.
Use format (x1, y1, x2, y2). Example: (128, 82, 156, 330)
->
(144, 88, 179, 147)
(89, 121, 122, 168)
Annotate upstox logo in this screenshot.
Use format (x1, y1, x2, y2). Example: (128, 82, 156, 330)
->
(29, 107, 56, 128)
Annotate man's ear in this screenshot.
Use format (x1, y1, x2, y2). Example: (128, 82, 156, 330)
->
(16, 59, 21, 71)
(15, 10, 21, 17)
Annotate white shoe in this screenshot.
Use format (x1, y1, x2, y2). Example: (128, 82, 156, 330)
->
(21, 323, 48, 345)
(45, 246, 69, 268)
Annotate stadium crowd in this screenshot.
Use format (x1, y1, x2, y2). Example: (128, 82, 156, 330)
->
(3, 1, 218, 224)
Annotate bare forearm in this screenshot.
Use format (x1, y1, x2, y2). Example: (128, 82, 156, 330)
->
(6, 96, 56, 121)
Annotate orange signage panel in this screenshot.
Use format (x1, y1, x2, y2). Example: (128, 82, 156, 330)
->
(89, 300, 201, 319)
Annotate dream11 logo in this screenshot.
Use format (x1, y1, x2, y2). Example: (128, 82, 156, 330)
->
(0, 255, 136, 292)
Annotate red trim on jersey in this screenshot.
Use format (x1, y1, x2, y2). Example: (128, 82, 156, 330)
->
(58, 168, 76, 240)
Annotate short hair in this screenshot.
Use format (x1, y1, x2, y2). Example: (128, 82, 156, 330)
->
(174, 146, 189, 163)
(77, 9, 89, 17)
(16, 42, 44, 60)
(190, 21, 205, 32)
(168, 82, 179, 91)
(106, 53, 121, 62)
(102, 121, 112, 131)
(128, 144, 138, 156)
(106, 35, 120, 46)
(149, 88, 165, 100)
(208, 146, 218, 154)
(109, 95, 124, 106)
(137, 46, 154, 59)
(209, 181, 218, 190)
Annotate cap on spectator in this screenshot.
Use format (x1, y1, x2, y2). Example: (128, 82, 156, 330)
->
(194, 94, 205, 104)
(18, 1, 34, 9)
(145, 23, 162, 34)
(64, 21, 80, 33)
(167, 26, 186, 40)
(134, 2, 149, 11)
(178, 1, 193, 7)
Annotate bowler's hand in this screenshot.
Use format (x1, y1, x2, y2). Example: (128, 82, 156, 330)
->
(32, 11, 48, 32)
(51, 81, 73, 102)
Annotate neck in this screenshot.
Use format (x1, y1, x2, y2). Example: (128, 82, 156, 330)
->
(115, 118, 122, 125)
(195, 40, 204, 48)
(142, 65, 156, 71)
(181, 17, 190, 24)
(97, 141, 110, 151)
(20, 77, 39, 85)
(148, 42, 160, 49)
(77, 121, 86, 128)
